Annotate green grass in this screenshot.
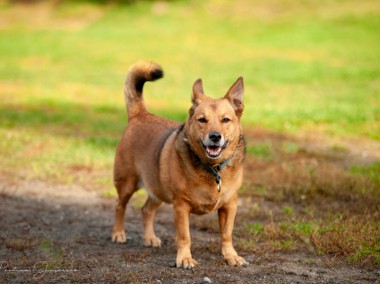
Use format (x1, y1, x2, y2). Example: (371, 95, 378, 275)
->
(0, 0, 379, 140)
(239, 215, 379, 264)
(39, 239, 64, 269)
(351, 162, 380, 185)
(246, 142, 273, 159)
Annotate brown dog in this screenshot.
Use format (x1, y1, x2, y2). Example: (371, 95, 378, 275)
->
(112, 61, 247, 269)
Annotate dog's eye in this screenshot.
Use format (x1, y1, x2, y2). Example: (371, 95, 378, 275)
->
(222, 117, 231, 123)
(198, 118, 208, 123)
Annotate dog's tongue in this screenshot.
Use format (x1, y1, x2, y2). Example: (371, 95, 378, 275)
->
(206, 146, 222, 157)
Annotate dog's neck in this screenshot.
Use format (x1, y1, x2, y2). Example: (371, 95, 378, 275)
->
(200, 156, 233, 192)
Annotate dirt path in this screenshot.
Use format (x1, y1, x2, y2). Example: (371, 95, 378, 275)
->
(1, 179, 379, 283)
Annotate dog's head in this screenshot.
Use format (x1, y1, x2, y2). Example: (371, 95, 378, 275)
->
(185, 77, 244, 163)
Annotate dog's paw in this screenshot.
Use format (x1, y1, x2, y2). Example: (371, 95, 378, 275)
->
(176, 257, 198, 270)
(112, 231, 126, 243)
(144, 236, 161, 247)
(224, 254, 248, 267)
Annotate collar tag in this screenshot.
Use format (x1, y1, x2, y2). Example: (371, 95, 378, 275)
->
(202, 156, 233, 193)
(217, 180, 222, 192)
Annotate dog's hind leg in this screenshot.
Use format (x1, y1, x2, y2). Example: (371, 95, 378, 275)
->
(112, 176, 138, 243)
(141, 196, 162, 247)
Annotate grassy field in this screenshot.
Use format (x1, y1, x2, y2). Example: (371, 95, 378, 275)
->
(0, 0, 379, 267)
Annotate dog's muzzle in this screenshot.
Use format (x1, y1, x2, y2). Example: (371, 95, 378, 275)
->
(201, 132, 228, 159)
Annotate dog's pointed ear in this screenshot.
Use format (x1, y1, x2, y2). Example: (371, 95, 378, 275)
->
(189, 79, 205, 116)
(224, 77, 244, 118)
(192, 78, 205, 104)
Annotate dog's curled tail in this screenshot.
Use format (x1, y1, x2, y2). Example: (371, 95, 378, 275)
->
(124, 61, 163, 119)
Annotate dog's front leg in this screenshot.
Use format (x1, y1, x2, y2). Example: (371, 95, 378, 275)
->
(218, 194, 248, 266)
(173, 199, 198, 269)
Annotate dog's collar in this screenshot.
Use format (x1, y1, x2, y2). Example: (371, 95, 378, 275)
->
(201, 156, 233, 193)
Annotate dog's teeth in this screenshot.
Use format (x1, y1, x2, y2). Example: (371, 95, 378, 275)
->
(206, 146, 222, 157)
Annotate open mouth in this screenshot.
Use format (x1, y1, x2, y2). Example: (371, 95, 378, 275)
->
(201, 141, 229, 159)
(206, 145, 223, 158)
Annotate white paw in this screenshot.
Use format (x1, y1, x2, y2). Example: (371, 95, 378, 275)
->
(224, 254, 248, 267)
(144, 236, 161, 247)
(176, 257, 198, 269)
(112, 231, 126, 243)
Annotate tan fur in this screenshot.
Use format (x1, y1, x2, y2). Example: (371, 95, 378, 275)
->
(112, 61, 247, 268)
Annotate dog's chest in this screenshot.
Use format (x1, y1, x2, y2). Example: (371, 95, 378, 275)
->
(197, 197, 219, 214)
(189, 185, 232, 214)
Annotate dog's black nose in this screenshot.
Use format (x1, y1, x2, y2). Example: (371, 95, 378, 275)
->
(209, 132, 222, 143)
